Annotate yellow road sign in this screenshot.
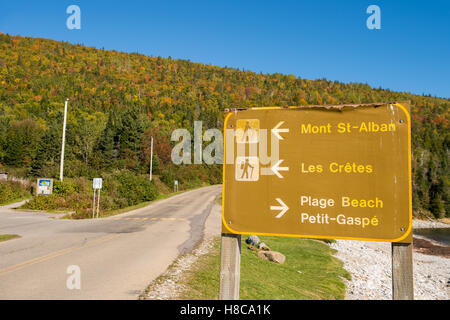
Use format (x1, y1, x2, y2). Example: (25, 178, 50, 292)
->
(222, 102, 412, 242)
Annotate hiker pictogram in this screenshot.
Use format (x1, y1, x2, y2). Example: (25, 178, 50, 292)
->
(240, 158, 254, 179)
(235, 156, 259, 181)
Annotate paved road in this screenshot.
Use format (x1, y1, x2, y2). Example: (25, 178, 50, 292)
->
(0, 185, 221, 300)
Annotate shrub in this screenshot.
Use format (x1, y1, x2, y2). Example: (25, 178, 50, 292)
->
(22, 194, 59, 211)
(160, 169, 175, 187)
(112, 170, 159, 206)
(72, 177, 90, 194)
(0, 180, 31, 205)
(53, 180, 78, 196)
(64, 160, 97, 178)
(21, 170, 159, 218)
(22, 193, 92, 212)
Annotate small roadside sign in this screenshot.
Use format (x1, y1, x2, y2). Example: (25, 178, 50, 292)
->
(92, 178, 103, 219)
(93, 178, 102, 190)
(36, 178, 53, 196)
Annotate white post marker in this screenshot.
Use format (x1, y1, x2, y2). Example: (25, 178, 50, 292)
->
(92, 178, 103, 219)
(174, 180, 178, 192)
(97, 189, 101, 218)
(92, 188, 96, 219)
(59, 98, 69, 181)
(150, 136, 153, 181)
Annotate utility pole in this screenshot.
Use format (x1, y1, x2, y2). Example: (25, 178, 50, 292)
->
(149, 136, 153, 181)
(59, 98, 69, 181)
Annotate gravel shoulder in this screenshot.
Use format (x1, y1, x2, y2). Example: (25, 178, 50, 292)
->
(331, 219, 450, 300)
(141, 202, 222, 300)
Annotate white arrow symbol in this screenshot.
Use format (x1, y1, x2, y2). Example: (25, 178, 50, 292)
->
(270, 198, 289, 219)
(272, 121, 289, 140)
(271, 160, 289, 178)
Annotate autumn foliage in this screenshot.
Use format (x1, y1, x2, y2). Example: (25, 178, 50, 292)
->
(0, 33, 448, 218)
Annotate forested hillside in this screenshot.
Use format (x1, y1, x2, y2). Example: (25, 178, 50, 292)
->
(0, 33, 448, 218)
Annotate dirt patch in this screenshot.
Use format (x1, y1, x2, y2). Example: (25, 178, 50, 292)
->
(413, 237, 450, 258)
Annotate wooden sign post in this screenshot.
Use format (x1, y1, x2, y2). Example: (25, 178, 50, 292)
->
(219, 102, 413, 300)
(392, 233, 414, 300)
(219, 233, 241, 300)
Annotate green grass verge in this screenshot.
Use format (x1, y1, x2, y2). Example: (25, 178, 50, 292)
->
(177, 236, 350, 300)
(0, 234, 20, 242)
(19, 183, 213, 219)
(0, 180, 32, 206)
(0, 195, 32, 206)
(85, 183, 212, 218)
(97, 190, 186, 218)
(22, 191, 186, 219)
(214, 193, 222, 206)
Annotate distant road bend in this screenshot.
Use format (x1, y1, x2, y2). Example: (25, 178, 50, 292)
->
(0, 185, 221, 300)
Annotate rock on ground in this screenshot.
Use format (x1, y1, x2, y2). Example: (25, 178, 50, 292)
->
(257, 250, 286, 264)
(246, 235, 260, 246)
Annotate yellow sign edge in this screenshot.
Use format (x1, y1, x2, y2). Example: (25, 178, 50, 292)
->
(221, 103, 413, 243)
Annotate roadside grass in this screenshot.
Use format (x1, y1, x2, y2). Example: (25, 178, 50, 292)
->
(0, 234, 20, 242)
(83, 183, 213, 219)
(17, 189, 189, 218)
(214, 193, 222, 206)
(18, 184, 214, 219)
(0, 194, 32, 207)
(96, 188, 191, 218)
(177, 236, 350, 300)
(0, 180, 32, 206)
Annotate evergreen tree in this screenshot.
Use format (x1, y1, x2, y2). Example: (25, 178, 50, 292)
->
(30, 120, 62, 176)
(97, 112, 116, 166)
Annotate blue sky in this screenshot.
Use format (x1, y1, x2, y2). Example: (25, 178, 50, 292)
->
(0, 0, 449, 98)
